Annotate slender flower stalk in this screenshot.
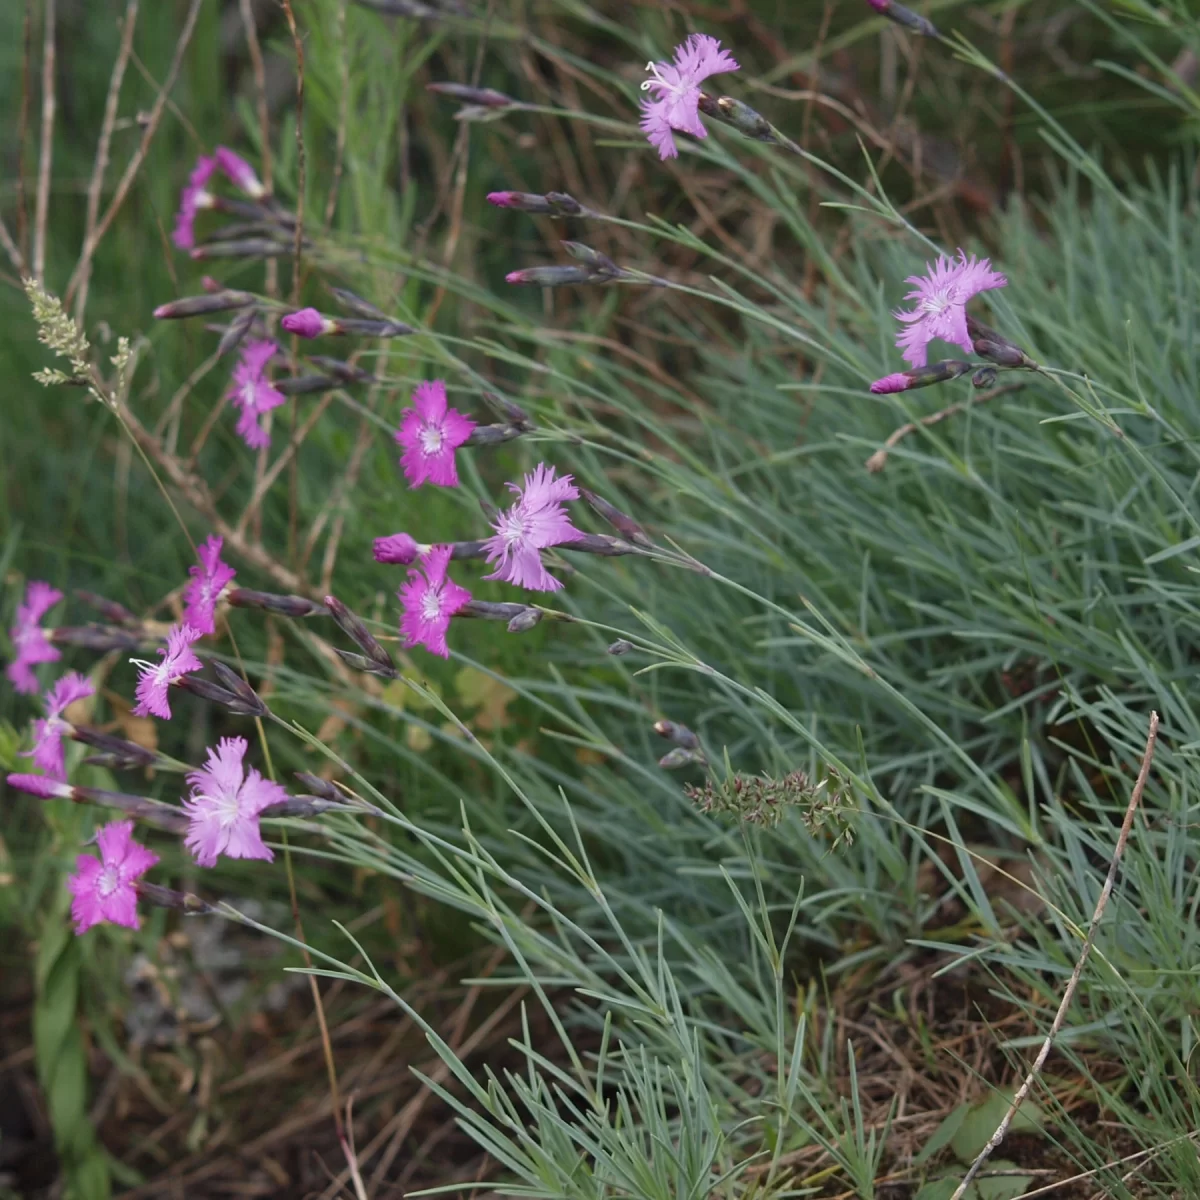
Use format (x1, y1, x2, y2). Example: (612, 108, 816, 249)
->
(183, 736, 286, 867)
(639, 34, 739, 160)
(6, 581, 63, 693)
(399, 545, 472, 658)
(395, 380, 476, 488)
(22, 672, 95, 781)
(67, 820, 159, 934)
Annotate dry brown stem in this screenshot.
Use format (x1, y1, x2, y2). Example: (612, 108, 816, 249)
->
(949, 710, 1160, 1199)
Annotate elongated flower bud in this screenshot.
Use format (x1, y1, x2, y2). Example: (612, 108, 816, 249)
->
(190, 239, 290, 261)
(210, 663, 270, 716)
(293, 772, 345, 803)
(217, 308, 260, 357)
(562, 241, 619, 272)
(865, 0, 940, 38)
(461, 422, 526, 447)
(427, 82, 516, 108)
(136, 881, 215, 916)
(325, 595, 397, 676)
(329, 287, 389, 320)
(373, 533, 424, 564)
(6, 773, 188, 832)
(966, 316, 1035, 367)
(174, 673, 268, 717)
(480, 391, 534, 429)
(225, 588, 326, 618)
(50, 624, 143, 651)
(282, 308, 336, 338)
(71, 726, 161, 770)
(869, 360, 973, 394)
(308, 356, 377, 382)
(75, 590, 138, 626)
(658, 746, 707, 769)
(275, 373, 341, 396)
(153, 290, 257, 319)
(697, 94, 775, 142)
(580, 489, 655, 548)
(506, 265, 606, 286)
(459, 600, 530, 622)
(334, 317, 416, 338)
(654, 719, 701, 750)
(487, 191, 584, 216)
(971, 366, 999, 389)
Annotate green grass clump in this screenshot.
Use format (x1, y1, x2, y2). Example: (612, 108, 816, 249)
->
(4, 0, 1200, 1196)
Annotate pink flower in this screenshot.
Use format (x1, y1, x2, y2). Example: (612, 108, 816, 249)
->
(183, 736, 285, 867)
(483, 464, 584, 592)
(67, 820, 158, 934)
(639, 34, 739, 160)
(215, 147, 266, 199)
(183, 535, 236, 635)
(394, 380, 476, 489)
(228, 339, 286, 450)
(21, 672, 95, 780)
(131, 623, 203, 720)
(6, 581, 63, 694)
(172, 154, 218, 250)
(894, 251, 1007, 367)
(7, 772, 71, 799)
(399, 545, 471, 658)
(281, 307, 333, 339)
(374, 533, 425, 564)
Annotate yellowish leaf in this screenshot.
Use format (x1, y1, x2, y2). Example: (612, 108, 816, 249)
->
(454, 666, 516, 732)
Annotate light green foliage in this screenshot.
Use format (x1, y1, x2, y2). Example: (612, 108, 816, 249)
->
(6, 0, 1200, 1195)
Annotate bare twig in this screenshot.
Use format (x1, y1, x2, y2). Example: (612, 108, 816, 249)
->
(16, 0, 34, 262)
(0, 214, 25, 275)
(323, 0, 349, 229)
(950, 710, 1160, 1200)
(63, 0, 204, 309)
(74, 0, 140, 322)
(33, 0, 57, 285)
(865, 383, 1022, 473)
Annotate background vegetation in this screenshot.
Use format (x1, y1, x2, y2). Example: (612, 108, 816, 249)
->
(2, 0, 1200, 1197)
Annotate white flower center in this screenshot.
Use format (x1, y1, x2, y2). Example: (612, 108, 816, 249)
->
(922, 289, 953, 316)
(97, 865, 121, 897)
(241, 380, 258, 408)
(421, 589, 444, 621)
(198, 789, 242, 827)
(500, 511, 529, 547)
(419, 424, 444, 456)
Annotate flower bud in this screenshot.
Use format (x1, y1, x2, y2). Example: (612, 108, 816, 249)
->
(462, 423, 526, 448)
(480, 391, 534, 429)
(865, 0, 940, 37)
(71, 726, 160, 769)
(136, 881, 214, 916)
(487, 191, 583, 216)
(282, 307, 336, 339)
(334, 650, 399, 679)
(658, 746, 707, 769)
(328, 287, 388, 320)
(334, 318, 416, 338)
(210, 663, 270, 716)
(654, 719, 701, 750)
(373, 533, 423, 565)
(607, 639, 634, 656)
(174, 673, 268, 717)
(506, 608, 543, 633)
(459, 600, 529, 621)
(190, 239, 289, 261)
(427, 82, 517, 108)
(216, 147, 267, 199)
(153, 290, 257, 319)
(293, 772, 345, 803)
(505, 266, 604, 286)
(74, 590, 138, 626)
(225, 588, 327, 618)
(325, 595, 397, 676)
(217, 308, 260, 357)
(580, 489, 654, 548)
(869, 360, 972, 394)
(701, 95, 774, 142)
(562, 241, 619, 272)
(971, 366, 999, 389)
(50, 624, 143, 651)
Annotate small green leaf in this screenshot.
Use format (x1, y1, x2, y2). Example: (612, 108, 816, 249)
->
(976, 1160, 1034, 1200)
(916, 1102, 969, 1164)
(951, 1092, 1044, 1162)
(914, 1178, 957, 1200)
